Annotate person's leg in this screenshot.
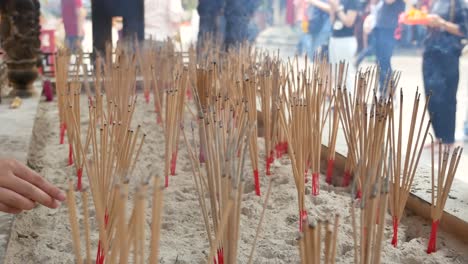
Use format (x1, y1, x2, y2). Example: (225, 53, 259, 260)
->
(438, 54, 459, 143)
(356, 31, 375, 66)
(197, 0, 224, 51)
(423, 51, 442, 140)
(224, 0, 261, 49)
(375, 28, 396, 95)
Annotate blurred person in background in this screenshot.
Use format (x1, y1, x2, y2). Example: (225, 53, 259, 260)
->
(197, 0, 260, 50)
(309, 0, 358, 90)
(423, 0, 467, 146)
(355, 0, 379, 67)
(295, 0, 313, 56)
(61, 0, 85, 51)
(307, 0, 332, 58)
(144, 0, 185, 41)
(373, 0, 406, 95)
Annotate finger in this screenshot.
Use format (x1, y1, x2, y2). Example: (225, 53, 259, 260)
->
(0, 187, 35, 210)
(2, 174, 60, 209)
(11, 162, 66, 202)
(0, 202, 22, 214)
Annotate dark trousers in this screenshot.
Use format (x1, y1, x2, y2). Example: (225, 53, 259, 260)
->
(374, 27, 396, 94)
(423, 50, 460, 144)
(197, 0, 260, 50)
(356, 30, 376, 66)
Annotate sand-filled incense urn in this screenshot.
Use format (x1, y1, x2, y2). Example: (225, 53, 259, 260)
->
(0, 0, 41, 97)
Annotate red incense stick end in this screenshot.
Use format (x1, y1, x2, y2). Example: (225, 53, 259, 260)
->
(186, 87, 193, 100)
(326, 159, 335, 184)
(427, 220, 440, 254)
(391, 217, 399, 247)
(312, 172, 319, 196)
(43, 80, 53, 102)
(165, 175, 169, 188)
(59, 123, 66, 144)
(144, 90, 150, 104)
(170, 151, 178, 175)
(356, 189, 362, 199)
(156, 114, 162, 125)
(199, 150, 205, 163)
(217, 248, 224, 264)
(77, 168, 83, 191)
(68, 143, 73, 166)
(266, 154, 274, 176)
(299, 210, 308, 231)
(254, 169, 260, 196)
(342, 169, 351, 187)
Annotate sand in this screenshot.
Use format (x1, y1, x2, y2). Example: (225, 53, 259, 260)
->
(3, 95, 468, 264)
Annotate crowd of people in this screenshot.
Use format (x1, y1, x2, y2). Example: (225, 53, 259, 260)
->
(294, 0, 467, 146)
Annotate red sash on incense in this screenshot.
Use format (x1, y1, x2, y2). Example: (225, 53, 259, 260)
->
(312, 172, 319, 196)
(76, 168, 83, 191)
(342, 169, 351, 187)
(326, 159, 335, 184)
(68, 144, 73, 166)
(170, 150, 178, 175)
(144, 90, 150, 104)
(391, 216, 399, 247)
(96, 211, 109, 264)
(299, 210, 308, 231)
(254, 170, 260, 196)
(60, 123, 67, 144)
(426, 220, 440, 253)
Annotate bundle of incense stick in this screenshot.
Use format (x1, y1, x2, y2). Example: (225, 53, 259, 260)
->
(65, 96, 147, 264)
(258, 55, 282, 176)
(277, 95, 309, 230)
(326, 63, 346, 185)
(135, 39, 155, 104)
(243, 76, 261, 196)
(388, 89, 431, 247)
(64, 80, 85, 190)
(183, 85, 274, 263)
(307, 56, 333, 196)
(56, 49, 71, 145)
(427, 139, 462, 254)
(297, 215, 340, 264)
(335, 66, 379, 189)
(66, 175, 164, 264)
(349, 96, 391, 264)
(163, 67, 188, 187)
(350, 166, 390, 264)
(151, 40, 179, 125)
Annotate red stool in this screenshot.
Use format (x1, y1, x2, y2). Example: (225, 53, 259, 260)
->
(40, 29, 56, 76)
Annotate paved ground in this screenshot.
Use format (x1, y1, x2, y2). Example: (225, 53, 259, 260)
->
(255, 25, 468, 185)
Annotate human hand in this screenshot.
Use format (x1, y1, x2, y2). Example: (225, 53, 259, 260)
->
(329, 0, 341, 11)
(426, 14, 444, 28)
(0, 159, 66, 214)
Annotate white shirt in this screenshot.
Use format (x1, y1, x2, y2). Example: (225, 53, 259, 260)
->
(144, 0, 184, 41)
